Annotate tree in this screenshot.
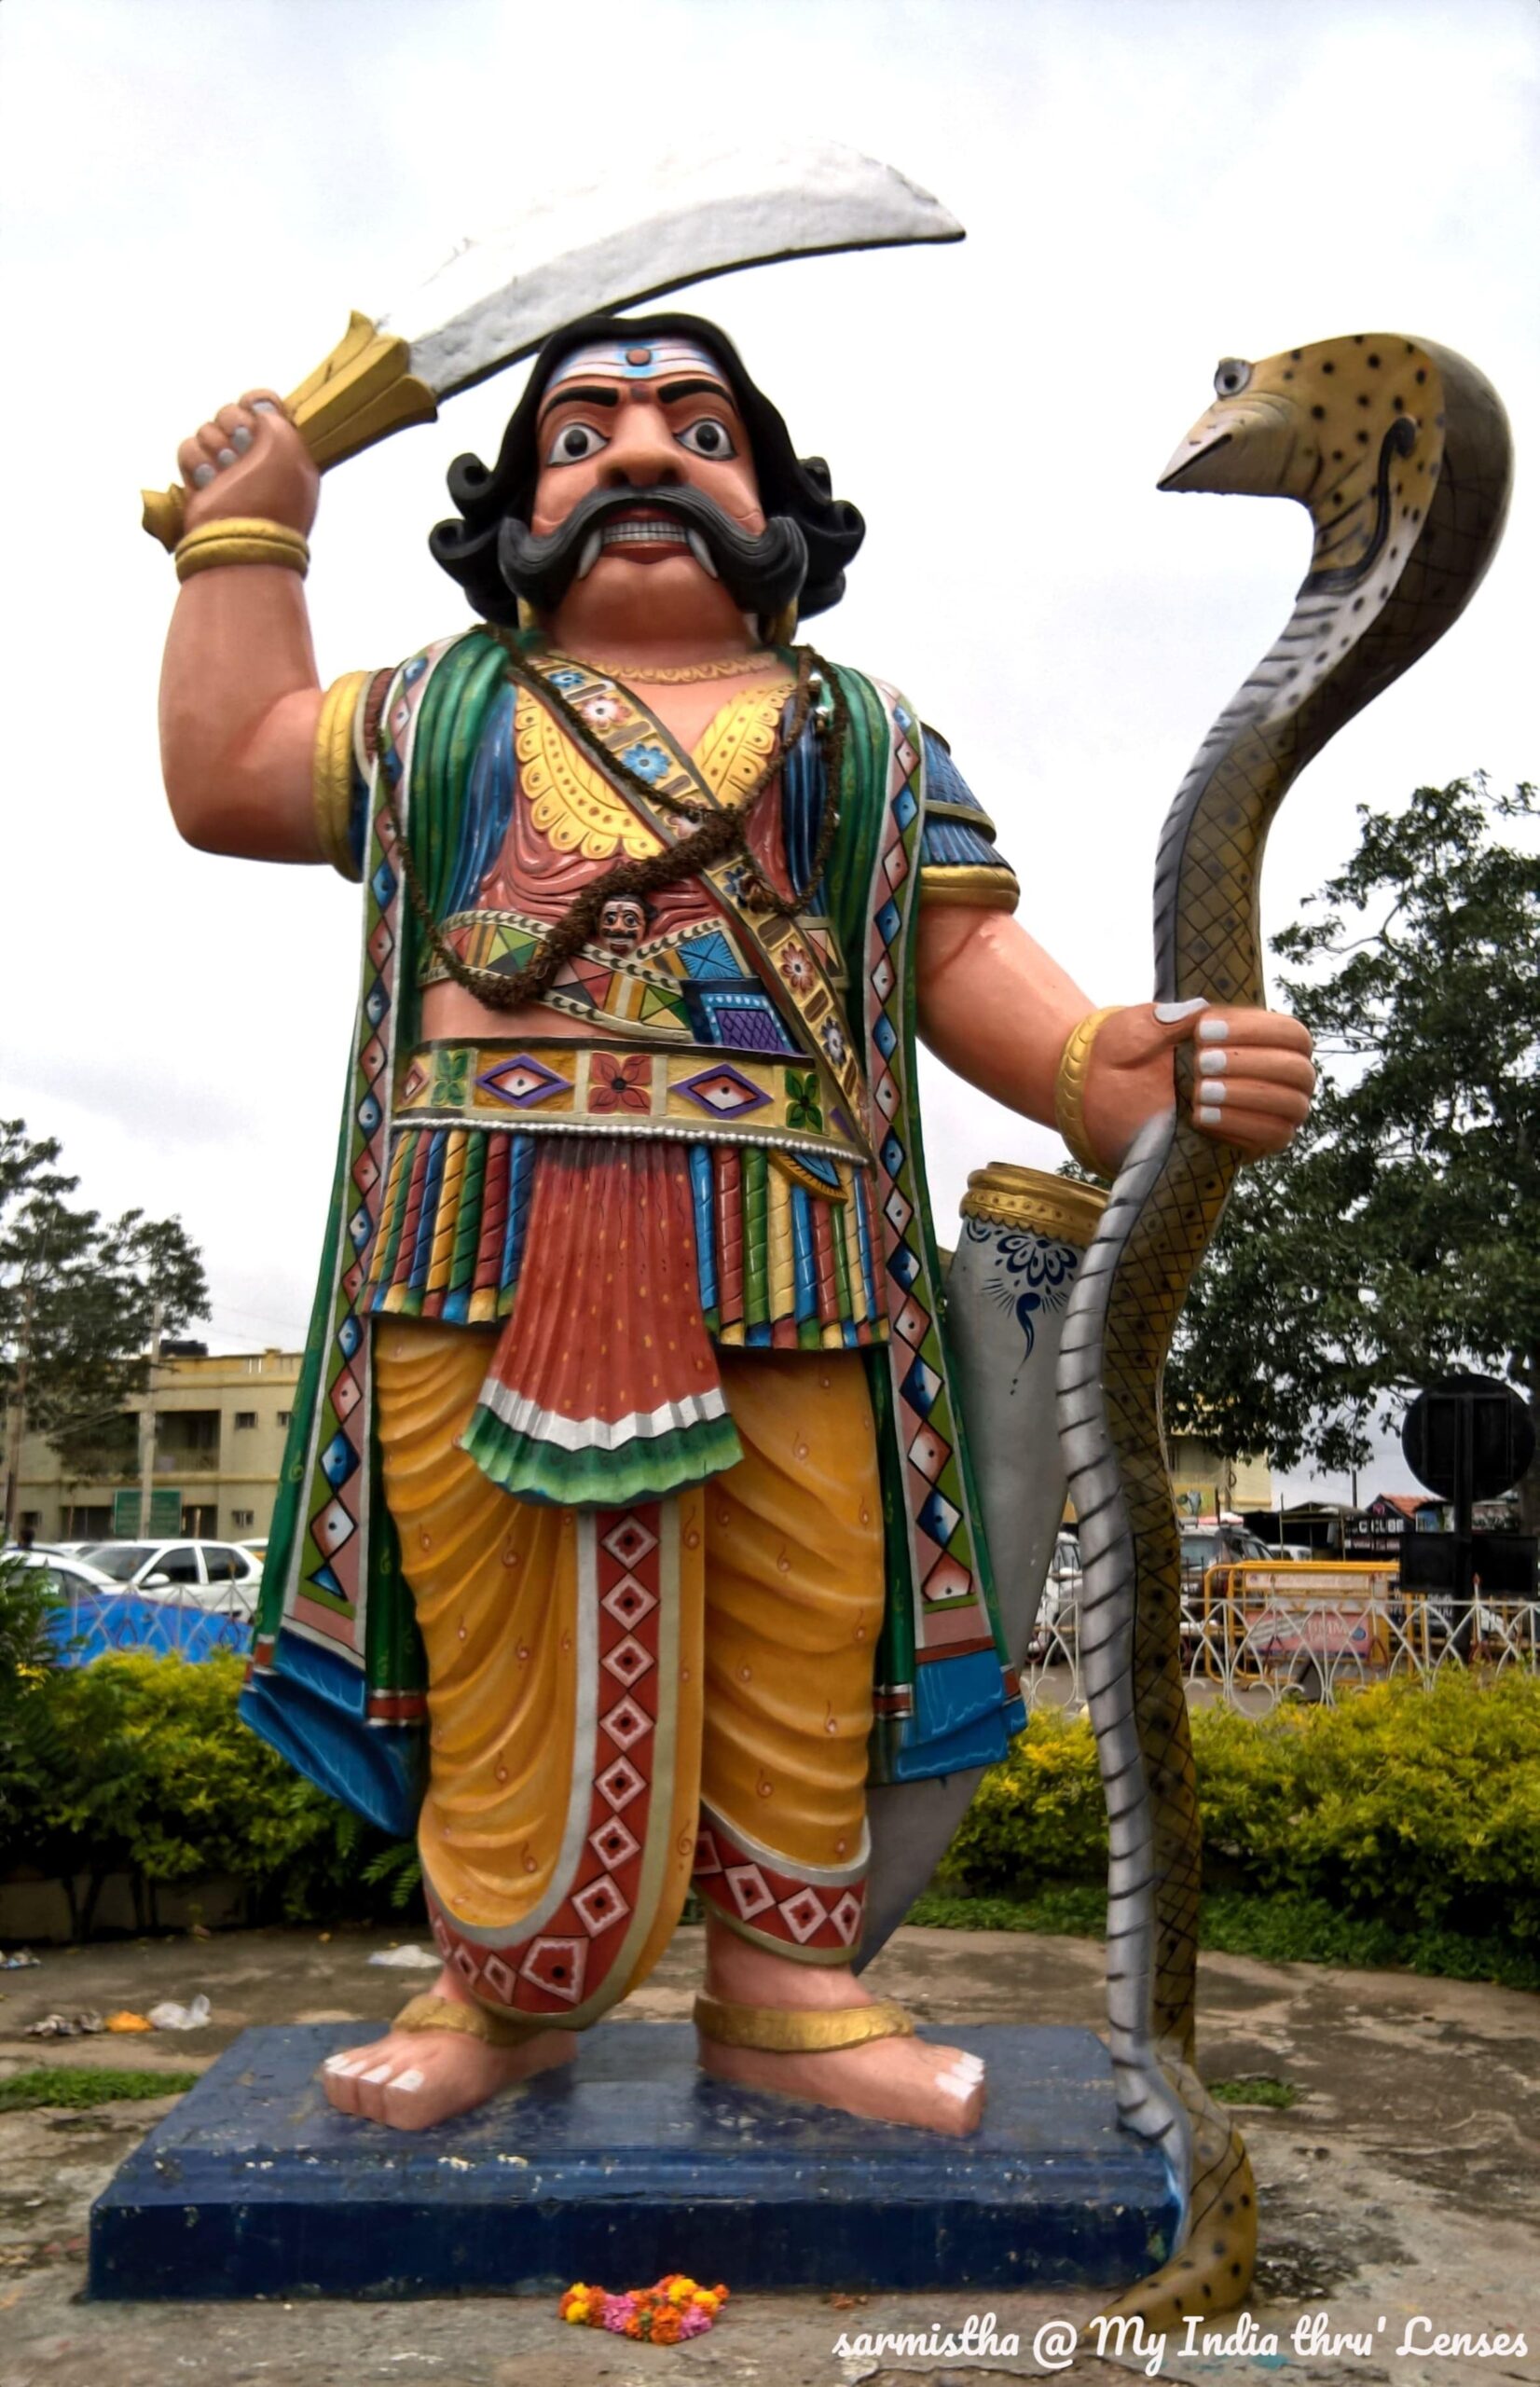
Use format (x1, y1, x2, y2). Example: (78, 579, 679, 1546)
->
(0, 1123, 210, 1532)
(1164, 779, 1540, 1531)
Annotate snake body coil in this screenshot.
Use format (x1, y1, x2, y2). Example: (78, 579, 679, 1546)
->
(1058, 334, 1512, 2326)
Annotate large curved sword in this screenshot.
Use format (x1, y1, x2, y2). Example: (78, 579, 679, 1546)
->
(1058, 332, 1511, 2325)
(141, 140, 961, 546)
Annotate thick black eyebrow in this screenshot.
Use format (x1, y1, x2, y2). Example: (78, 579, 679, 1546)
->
(537, 383, 622, 426)
(656, 379, 736, 408)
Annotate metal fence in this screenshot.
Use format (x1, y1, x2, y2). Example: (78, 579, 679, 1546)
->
(43, 1572, 1540, 1705)
(48, 1590, 253, 1668)
(1024, 1566, 1540, 1716)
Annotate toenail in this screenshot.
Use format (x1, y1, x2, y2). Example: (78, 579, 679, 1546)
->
(362, 2063, 393, 2084)
(938, 2073, 973, 2099)
(324, 2054, 358, 2074)
(392, 2068, 425, 2092)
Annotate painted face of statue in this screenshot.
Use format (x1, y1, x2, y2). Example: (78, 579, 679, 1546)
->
(520, 338, 777, 645)
(598, 895, 649, 958)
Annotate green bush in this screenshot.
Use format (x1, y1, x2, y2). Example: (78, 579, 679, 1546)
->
(7, 1643, 1539, 1966)
(942, 1674, 1540, 1951)
(4, 1651, 409, 1928)
(0, 1553, 81, 1847)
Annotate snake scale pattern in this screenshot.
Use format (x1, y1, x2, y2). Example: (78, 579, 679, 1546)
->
(1057, 334, 1512, 2326)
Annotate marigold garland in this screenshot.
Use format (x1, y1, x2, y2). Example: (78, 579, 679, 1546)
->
(558, 2273, 730, 2342)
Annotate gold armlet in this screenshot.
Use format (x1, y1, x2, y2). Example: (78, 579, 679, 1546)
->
(174, 517, 310, 583)
(313, 669, 370, 881)
(918, 863, 1021, 913)
(1053, 1006, 1121, 1177)
(393, 1992, 545, 2049)
(692, 1994, 915, 2053)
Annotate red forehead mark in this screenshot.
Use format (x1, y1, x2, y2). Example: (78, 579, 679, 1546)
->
(626, 347, 652, 366)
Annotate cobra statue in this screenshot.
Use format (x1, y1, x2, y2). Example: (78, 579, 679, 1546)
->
(1057, 333, 1512, 2325)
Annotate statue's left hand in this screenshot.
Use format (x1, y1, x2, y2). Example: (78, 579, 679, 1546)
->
(1082, 1001, 1315, 1168)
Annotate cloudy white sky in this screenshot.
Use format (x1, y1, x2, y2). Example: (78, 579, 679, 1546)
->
(1, 0, 1534, 1504)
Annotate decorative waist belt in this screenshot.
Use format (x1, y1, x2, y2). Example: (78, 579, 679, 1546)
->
(395, 1039, 873, 1172)
(364, 1125, 888, 1360)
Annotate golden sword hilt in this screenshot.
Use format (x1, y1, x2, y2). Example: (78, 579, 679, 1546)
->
(140, 310, 438, 550)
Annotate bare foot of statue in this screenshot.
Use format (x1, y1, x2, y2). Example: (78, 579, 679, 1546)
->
(321, 1964, 575, 2130)
(695, 1917, 984, 2137)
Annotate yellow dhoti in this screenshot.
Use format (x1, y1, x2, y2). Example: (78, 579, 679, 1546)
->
(374, 1321, 884, 2027)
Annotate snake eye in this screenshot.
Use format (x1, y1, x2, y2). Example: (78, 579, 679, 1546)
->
(1213, 358, 1253, 399)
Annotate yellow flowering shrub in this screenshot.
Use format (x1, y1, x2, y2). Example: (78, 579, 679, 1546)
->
(944, 1675, 1540, 1947)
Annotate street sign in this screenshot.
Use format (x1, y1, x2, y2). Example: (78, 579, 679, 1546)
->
(112, 1487, 181, 1538)
(1403, 1375, 1534, 1508)
(1400, 1375, 1536, 1619)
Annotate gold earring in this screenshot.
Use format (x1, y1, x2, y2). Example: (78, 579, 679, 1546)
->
(516, 598, 542, 633)
(763, 602, 798, 648)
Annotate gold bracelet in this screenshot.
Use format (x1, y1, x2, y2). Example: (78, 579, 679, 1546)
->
(174, 516, 310, 583)
(1053, 1006, 1121, 1176)
(313, 670, 370, 881)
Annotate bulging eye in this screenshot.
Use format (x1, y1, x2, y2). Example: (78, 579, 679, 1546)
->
(1213, 358, 1253, 399)
(676, 417, 736, 460)
(545, 420, 610, 466)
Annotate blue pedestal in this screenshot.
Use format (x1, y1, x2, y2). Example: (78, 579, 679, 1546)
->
(89, 2022, 1178, 2300)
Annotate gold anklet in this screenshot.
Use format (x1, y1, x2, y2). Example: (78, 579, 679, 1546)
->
(693, 1994, 914, 2053)
(393, 1991, 545, 2048)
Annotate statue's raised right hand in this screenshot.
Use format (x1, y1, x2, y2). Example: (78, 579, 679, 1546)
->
(177, 390, 319, 537)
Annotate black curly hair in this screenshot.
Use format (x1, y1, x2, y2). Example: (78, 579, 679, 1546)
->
(428, 310, 865, 627)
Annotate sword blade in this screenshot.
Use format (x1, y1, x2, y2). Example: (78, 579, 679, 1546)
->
(388, 140, 963, 399)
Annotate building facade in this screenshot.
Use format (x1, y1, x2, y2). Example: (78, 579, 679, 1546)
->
(13, 1349, 1271, 1548)
(11, 1348, 301, 1544)
(1165, 1434, 1273, 1517)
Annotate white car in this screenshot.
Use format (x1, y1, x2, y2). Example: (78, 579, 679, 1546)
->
(1030, 1532, 1084, 1658)
(9, 1548, 123, 1598)
(77, 1538, 262, 1620)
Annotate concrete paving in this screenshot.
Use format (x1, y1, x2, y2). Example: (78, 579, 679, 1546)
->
(1, 1923, 1536, 2387)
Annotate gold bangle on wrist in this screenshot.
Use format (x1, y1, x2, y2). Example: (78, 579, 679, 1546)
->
(1054, 1005, 1121, 1176)
(174, 516, 310, 583)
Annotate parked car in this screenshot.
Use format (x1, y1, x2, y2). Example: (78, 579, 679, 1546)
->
(77, 1538, 262, 1619)
(1028, 1532, 1083, 1660)
(1179, 1525, 1276, 1575)
(10, 1548, 123, 1599)
(1176, 1525, 1275, 1650)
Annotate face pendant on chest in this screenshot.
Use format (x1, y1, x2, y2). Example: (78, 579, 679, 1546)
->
(598, 896, 649, 959)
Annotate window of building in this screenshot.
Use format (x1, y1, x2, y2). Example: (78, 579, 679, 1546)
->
(231, 1510, 255, 1530)
(158, 1410, 220, 1464)
(233, 1411, 257, 1430)
(64, 1504, 114, 1539)
(276, 1410, 293, 1427)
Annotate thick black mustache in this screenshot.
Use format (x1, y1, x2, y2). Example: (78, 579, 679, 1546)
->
(497, 484, 808, 618)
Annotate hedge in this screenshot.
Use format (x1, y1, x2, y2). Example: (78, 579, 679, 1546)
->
(6, 1611, 1539, 1958)
(2, 1650, 404, 1931)
(945, 1674, 1540, 1950)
